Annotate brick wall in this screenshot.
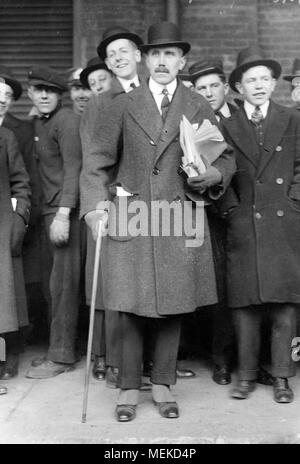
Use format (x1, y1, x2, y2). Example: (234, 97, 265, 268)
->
(77, 0, 300, 106)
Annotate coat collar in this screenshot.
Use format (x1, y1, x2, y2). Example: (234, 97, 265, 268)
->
(3, 112, 19, 129)
(127, 79, 202, 163)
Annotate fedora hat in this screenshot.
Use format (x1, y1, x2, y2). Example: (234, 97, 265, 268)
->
(283, 58, 300, 82)
(229, 45, 281, 92)
(68, 67, 84, 87)
(28, 66, 68, 92)
(0, 66, 22, 100)
(189, 59, 224, 83)
(97, 26, 143, 60)
(140, 22, 190, 55)
(80, 57, 110, 88)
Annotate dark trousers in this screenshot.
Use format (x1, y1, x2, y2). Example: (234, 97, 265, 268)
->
(234, 303, 296, 380)
(92, 309, 120, 367)
(118, 312, 181, 390)
(42, 213, 81, 364)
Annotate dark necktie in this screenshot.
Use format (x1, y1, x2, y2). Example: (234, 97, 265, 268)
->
(251, 105, 264, 126)
(215, 110, 225, 121)
(161, 88, 170, 122)
(129, 82, 136, 90)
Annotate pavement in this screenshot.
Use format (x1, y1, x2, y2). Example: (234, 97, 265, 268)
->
(0, 345, 300, 444)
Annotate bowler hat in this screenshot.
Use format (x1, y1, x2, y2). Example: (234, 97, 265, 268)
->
(229, 45, 281, 92)
(140, 22, 190, 55)
(283, 58, 300, 82)
(189, 59, 224, 84)
(0, 66, 22, 100)
(80, 57, 110, 88)
(97, 26, 143, 60)
(68, 68, 84, 87)
(28, 66, 68, 92)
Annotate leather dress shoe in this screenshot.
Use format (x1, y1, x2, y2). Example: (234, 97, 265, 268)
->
(154, 401, 179, 419)
(257, 367, 275, 386)
(176, 368, 196, 379)
(0, 384, 7, 395)
(26, 360, 75, 379)
(115, 405, 136, 422)
(106, 366, 119, 389)
(231, 380, 256, 399)
(92, 356, 106, 381)
(0, 354, 19, 380)
(273, 378, 294, 403)
(213, 365, 231, 385)
(31, 356, 47, 367)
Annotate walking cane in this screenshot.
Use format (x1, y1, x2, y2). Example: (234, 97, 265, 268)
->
(82, 219, 103, 423)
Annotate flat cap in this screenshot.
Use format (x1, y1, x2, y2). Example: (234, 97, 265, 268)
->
(28, 66, 68, 92)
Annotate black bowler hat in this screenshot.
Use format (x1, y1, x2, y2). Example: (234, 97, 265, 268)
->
(0, 66, 22, 100)
(140, 21, 190, 55)
(229, 45, 281, 92)
(189, 59, 225, 84)
(97, 26, 143, 60)
(80, 57, 110, 88)
(283, 58, 300, 82)
(28, 66, 68, 92)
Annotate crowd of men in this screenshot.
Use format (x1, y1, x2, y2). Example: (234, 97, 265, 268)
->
(0, 20, 300, 422)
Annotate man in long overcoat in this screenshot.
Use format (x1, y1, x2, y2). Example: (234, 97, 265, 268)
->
(81, 21, 235, 421)
(221, 46, 300, 403)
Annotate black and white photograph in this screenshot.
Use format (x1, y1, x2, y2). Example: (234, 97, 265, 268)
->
(0, 0, 300, 446)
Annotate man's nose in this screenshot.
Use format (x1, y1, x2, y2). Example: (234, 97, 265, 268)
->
(41, 89, 48, 98)
(205, 88, 212, 97)
(158, 53, 166, 66)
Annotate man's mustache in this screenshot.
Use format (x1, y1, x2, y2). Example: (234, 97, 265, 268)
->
(155, 67, 169, 73)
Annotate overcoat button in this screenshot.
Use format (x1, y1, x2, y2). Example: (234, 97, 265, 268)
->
(34, 136, 39, 141)
(255, 212, 262, 219)
(276, 178, 284, 185)
(275, 146, 282, 152)
(152, 167, 160, 175)
(276, 210, 284, 217)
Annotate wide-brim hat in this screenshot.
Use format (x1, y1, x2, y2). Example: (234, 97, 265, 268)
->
(140, 21, 190, 56)
(229, 45, 281, 92)
(97, 26, 143, 60)
(80, 57, 110, 88)
(0, 66, 22, 100)
(28, 66, 68, 92)
(283, 58, 300, 82)
(189, 59, 224, 83)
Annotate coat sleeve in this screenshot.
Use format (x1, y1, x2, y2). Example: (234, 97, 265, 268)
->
(288, 110, 300, 201)
(6, 130, 31, 224)
(80, 94, 126, 218)
(56, 111, 82, 209)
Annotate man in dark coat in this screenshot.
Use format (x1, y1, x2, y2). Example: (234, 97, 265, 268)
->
(221, 46, 299, 403)
(80, 21, 235, 421)
(283, 58, 300, 112)
(0, 67, 36, 381)
(189, 59, 237, 386)
(25, 66, 82, 379)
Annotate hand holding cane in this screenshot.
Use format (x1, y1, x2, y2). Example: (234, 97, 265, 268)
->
(82, 218, 103, 423)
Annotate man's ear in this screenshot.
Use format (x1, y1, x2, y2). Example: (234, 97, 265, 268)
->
(27, 86, 34, 102)
(235, 82, 243, 95)
(134, 49, 142, 64)
(224, 82, 229, 96)
(179, 56, 186, 71)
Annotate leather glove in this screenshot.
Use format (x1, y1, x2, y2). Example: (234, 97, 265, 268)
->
(85, 210, 108, 241)
(187, 166, 222, 194)
(49, 212, 70, 247)
(11, 213, 26, 257)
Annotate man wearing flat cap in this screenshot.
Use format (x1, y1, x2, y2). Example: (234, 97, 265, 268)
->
(283, 58, 300, 111)
(80, 21, 235, 421)
(189, 58, 237, 387)
(25, 66, 82, 379)
(220, 45, 299, 404)
(0, 67, 31, 390)
(68, 68, 92, 116)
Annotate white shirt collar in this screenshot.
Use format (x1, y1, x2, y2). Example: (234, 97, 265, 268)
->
(0, 116, 3, 126)
(117, 75, 140, 93)
(244, 100, 270, 120)
(218, 102, 231, 118)
(148, 76, 177, 98)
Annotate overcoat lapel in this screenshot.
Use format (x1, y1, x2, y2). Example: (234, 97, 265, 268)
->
(256, 101, 291, 178)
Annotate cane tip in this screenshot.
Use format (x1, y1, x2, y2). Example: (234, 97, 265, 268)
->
(81, 414, 86, 423)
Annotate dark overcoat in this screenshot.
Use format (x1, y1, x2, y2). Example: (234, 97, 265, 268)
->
(80, 80, 235, 317)
(0, 127, 31, 332)
(221, 101, 300, 308)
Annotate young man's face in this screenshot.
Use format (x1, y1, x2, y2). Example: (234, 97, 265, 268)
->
(70, 85, 92, 114)
(105, 39, 141, 80)
(87, 69, 112, 95)
(28, 84, 61, 114)
(0, 82, 14, 117)
(236, 65, 276, 107)
(291, 78, 300, 105)
(145, 47, 186, 86)
(194, 73, 228, 112)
